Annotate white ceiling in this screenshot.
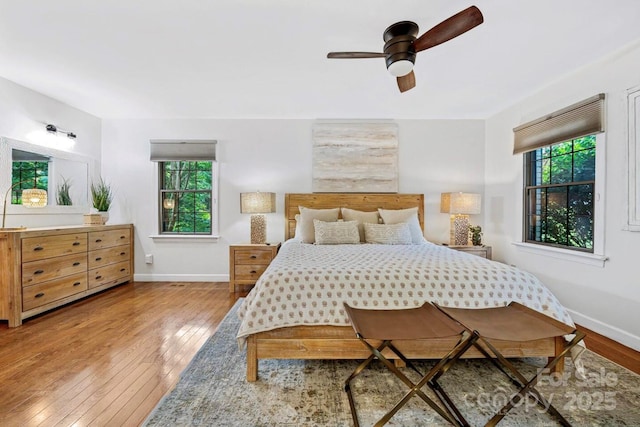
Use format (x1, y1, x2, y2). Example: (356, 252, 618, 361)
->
(1, 0, 639, 120)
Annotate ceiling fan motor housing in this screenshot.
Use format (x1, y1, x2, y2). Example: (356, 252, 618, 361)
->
(383, 21, 418, 76)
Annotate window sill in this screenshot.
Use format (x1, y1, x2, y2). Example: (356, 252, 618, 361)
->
(512, 242, 608, 267)
(149, 234, 219, 242)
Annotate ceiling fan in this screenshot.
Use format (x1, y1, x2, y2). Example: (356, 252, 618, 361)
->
(327, 5, 484, 93)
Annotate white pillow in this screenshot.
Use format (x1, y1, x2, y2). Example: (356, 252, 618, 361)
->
(378, 207, 424, 244)
(340, 208, 380, 242)
(313, 219, 360, 245)
(364, 222, 412, 245)
(297, 206, 340, 243)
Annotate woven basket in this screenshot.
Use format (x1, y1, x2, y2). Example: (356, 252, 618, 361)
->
(83, 214, 105, 225)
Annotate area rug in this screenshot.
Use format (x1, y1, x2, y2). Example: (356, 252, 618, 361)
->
(144, 300, 640, 426)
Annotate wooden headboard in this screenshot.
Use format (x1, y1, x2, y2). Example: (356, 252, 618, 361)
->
(284, 193, 425, 240)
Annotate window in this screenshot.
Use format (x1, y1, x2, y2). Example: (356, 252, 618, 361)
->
(150, 139, 218, 237)
(514, 94, 604, 255)
(524, 136, 595, 251)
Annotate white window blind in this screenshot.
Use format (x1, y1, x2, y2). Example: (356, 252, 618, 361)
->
(150, 140, 217, 161)
(513, 94, 605, 155)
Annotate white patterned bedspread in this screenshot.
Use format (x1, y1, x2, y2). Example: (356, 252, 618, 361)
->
(237, 240, 577, 348)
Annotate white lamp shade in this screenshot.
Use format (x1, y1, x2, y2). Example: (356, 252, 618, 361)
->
(240, 192, 276, 214)
(440, 192, 481, 215)
(22, 189, 48, 208)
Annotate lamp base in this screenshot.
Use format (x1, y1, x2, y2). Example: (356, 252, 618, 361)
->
(250, 214, 267, 244)
(450, 214, 470, 246)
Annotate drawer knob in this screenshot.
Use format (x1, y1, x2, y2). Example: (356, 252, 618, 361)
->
(95, 275, 102, 280)
(120, 235, 125, 239)
(95, 239, 102, 243)
(73, 282, 81, 286)
(250, 270, 257, 274)
(95, 257, 102, 261)
(250, 255, 257, 259)
(73, 242, 81, 246)
(35, 292, 45, 298)
(33, 246, 44, 251)
(34, 269, 44, 275)
(120, 268, 126, 272)
(120, 252, 126, 256)
(73, 262, 81, 266)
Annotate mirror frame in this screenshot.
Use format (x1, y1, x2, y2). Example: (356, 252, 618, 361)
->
(0, 136, 96, 216)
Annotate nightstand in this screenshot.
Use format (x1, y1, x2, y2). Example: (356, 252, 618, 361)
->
(229, 243, 281, 293)
(446, 245, 492, 260)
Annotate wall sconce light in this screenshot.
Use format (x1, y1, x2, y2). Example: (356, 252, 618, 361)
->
(2, 182, 48, 229)
(440, 192, 481, 245)
(46, 123, 77, 139)
(240, 191, 276, 244)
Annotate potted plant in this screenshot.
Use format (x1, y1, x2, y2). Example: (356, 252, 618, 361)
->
(56, 176, 73, 206)
(469, 225, 482, 246)
(90, 177, 113, 224)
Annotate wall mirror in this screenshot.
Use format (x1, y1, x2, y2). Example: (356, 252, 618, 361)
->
(1, 136, 95, 214)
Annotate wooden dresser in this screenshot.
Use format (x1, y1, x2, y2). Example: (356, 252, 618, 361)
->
(0, 224, 134, 327)
(229, 243, 280, 293)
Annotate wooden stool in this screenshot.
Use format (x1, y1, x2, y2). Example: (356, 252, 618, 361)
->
(436, 302, 586, 427)
(343, 303, 477, 427)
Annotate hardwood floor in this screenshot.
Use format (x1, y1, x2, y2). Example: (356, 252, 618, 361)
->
(1, 281, 637, 427)
(0, 281, 247, 427)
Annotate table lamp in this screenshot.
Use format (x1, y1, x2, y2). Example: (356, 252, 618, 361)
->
(2, 184, 48, 229)
(240, 192, 276, 244)
(440, 192, 481, 245)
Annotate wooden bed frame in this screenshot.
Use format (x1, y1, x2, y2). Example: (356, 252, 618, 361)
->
(244, 193, 564, 381)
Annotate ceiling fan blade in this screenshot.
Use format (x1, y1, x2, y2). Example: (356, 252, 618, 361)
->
(414, 5, 484, 52)
(327, 52, 386, 59)
(397, 71, 416, 93)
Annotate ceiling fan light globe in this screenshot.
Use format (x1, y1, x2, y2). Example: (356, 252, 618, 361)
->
(387, 60, 414, 77)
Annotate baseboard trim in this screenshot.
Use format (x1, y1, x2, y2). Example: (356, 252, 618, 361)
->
(567, 309, 640, 352)
(134, 274, 229, 282)
(576, 323, 640, 375)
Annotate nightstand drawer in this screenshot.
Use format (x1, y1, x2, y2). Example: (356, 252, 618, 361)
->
(234, 249, 275, 265)
(234, 264, 269, 281)
(447, 245, 492, 260)
(229, 243, 281, 292)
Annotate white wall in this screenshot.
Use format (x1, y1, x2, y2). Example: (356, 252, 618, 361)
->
(484, 40, 640, 350)
(0, 77, 102, 227)
(101, 119, 484, 282)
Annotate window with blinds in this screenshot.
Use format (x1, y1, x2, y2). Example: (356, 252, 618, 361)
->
(150, 140, 218, 236)
(515, 94, 605, 252)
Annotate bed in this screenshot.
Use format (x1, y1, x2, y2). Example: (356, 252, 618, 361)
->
(238, 193, 577, 382)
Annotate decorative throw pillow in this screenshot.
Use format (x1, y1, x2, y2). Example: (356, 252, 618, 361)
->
(364, 222, 412, 245)
(313, 219, 360, 245)
(297, 206, 340, 243)
(340, 208, 380, 242)
(378, 207, 424, 244)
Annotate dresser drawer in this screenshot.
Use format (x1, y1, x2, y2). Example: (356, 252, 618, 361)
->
(21, 234, 87, 263)
(234, 249, 275, 264)
(22, 253, 87, 287)
(22, 272, 88, 311)
(88, 229, 131, 251)
(89, 245, 130, 269)
(234, 264, 269, 281)
(88, 261, 130, 289)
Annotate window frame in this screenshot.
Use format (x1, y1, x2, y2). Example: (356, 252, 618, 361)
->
(157, 160, 219, 237)
(520, 133, 605, 258)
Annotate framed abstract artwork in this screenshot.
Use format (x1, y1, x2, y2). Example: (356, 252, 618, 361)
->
(312, 122, 398, 193)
